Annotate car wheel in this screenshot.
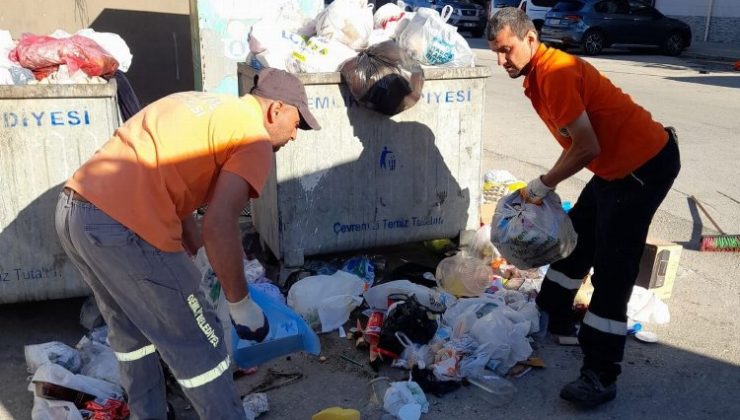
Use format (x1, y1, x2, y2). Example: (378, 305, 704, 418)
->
(662, 32, 685, 56)
(581, 30, 605, 55)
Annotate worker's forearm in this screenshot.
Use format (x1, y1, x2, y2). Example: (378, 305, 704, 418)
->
(542, 146, 596, 188)
(202, 217, 247, 303)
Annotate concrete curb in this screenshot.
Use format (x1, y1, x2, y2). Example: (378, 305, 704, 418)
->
(683, 49, 739, 63)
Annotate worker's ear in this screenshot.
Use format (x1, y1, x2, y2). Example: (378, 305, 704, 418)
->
(266, 101, 284, 124)
(526, 29, 538, 45)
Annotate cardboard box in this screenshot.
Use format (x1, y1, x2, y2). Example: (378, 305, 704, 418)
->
(635, 239, 682, 300)
(480, 202, 496, 226)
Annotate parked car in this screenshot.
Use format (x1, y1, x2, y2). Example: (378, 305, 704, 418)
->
(540, 0, 692, 56)
(489, 0, 522, 19)
(403, 0, 488, 37)
(518, 0, 560, 31)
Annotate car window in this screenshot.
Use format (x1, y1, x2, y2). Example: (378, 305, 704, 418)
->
(531, 0, 560, 7)
(628, 1, 656, 16)
(552, 1, 584, 12)
(594, 0, 629, 14)
(492, 0, 521, 7)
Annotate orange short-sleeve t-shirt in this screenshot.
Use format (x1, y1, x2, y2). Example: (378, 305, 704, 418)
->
(523, 44, 667, 180)
(66, 92, 273, 252)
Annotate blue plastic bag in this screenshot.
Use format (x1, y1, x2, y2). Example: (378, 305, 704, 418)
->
(231, 284, 321, 368)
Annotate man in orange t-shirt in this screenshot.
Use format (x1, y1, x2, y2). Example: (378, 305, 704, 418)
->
(487, 8, 680, 407)
(55, 69, 320, 419)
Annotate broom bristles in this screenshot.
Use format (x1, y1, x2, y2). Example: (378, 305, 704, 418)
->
(700, 234, 740, 252)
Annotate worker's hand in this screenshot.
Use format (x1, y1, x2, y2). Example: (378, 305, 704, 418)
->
(228, 294, 270, 342)
(520, 176, 554, 204)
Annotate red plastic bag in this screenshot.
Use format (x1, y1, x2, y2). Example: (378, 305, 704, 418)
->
(81, 398, 129, 420)
(9, 34, 119, 80)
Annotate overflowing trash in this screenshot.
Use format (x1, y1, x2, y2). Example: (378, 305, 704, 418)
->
(248, 0, 474, 75)
(245, 0, 476, 115)
(1, 28, 131, 85)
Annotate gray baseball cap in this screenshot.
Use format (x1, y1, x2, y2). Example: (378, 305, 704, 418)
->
(250, 68, 321, 131)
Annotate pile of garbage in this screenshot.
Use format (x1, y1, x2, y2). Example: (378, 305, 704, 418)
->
(0, 28, 131, 85)
(24, 168, 672, 419)
(247, 0, 475, 73)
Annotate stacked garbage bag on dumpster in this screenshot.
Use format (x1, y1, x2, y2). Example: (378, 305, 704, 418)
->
(248, 0, 474, 116)
(0, 28, 131, 85)
(248, 0, 474, 73)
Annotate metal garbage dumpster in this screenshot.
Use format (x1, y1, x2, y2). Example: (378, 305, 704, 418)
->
(0, 82, 120, 303)
(239, 64, 491, 267)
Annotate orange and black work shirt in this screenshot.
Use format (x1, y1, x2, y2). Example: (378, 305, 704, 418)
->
(523, 44, 668, 180)
(66, 93, 273, 252)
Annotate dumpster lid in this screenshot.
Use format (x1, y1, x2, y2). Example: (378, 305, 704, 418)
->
(238, 64, 492, 86)
(0, 80, 118, 99)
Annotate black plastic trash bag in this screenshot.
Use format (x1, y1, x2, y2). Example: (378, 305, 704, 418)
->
(377, 294, 438, 359)
(339, 40, 424, 116)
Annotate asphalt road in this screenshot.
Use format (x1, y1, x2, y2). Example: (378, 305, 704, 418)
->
(1, 42, 738, 420)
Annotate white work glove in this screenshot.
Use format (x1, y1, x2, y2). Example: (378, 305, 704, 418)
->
(521, 176, 554, 203)
(228, 294, 270, 342)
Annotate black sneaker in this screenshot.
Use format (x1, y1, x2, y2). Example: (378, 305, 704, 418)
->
(560, 369, 617, 407)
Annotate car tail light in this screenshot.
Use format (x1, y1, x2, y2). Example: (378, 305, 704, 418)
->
(564, 15, 582, 22)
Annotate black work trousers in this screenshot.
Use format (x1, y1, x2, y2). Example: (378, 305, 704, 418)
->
(536, 132, 680, 383)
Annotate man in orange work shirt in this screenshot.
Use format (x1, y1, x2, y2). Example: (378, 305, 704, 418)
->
(55, 69, 320, 419)
(487, 8, 680, 407)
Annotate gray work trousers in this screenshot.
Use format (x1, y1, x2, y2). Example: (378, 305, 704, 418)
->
(55, 190, 245, 420)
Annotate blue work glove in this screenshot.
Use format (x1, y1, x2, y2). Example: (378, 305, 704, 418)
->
(228, 294, 270, 342)
(521, 176, 554, 204)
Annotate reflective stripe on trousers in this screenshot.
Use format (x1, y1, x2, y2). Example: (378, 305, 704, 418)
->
(583, 310, 627, 336)
(546, 268, 583, 290)
(177, 356, 231, 389)
(115, 344, 157, 362)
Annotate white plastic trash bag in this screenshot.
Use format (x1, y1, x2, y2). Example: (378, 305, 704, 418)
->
(77, 338, 120, 386)
(470, 309, 532, 375)
(287, 271, 365, 329)
(318, 294, 364, 332)
(364, 279, 452, 313)
(31, 397, 83, 420)
(248, 25, 307, 71)
(627, 286, 670, 325)
(397, 6, 474, 67)
(243, 392, 269, 420)
(287, 35, 358, 73)
(315, 0, 374, 50)
(25, 342, 82, 374)
(76, 28, 132, 72)
(491, 191, 577, 269)
(374, 2, 408, 38)
(31, 363, 124, 401)
(383, 380, 429, 419)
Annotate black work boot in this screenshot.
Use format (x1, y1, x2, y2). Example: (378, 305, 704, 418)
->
(560, 369, 617, 407)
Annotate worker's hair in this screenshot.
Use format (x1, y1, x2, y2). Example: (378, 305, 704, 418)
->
(486, 7, 536, 41)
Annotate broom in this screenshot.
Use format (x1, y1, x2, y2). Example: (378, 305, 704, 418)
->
(689, 195, 740, 252)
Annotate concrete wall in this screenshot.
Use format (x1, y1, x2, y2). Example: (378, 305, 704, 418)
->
(655, 0, 740, 43)
(0, 0, 193, 105)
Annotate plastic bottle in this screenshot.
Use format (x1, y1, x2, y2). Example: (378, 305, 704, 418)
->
(467, 375, 516, 407)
